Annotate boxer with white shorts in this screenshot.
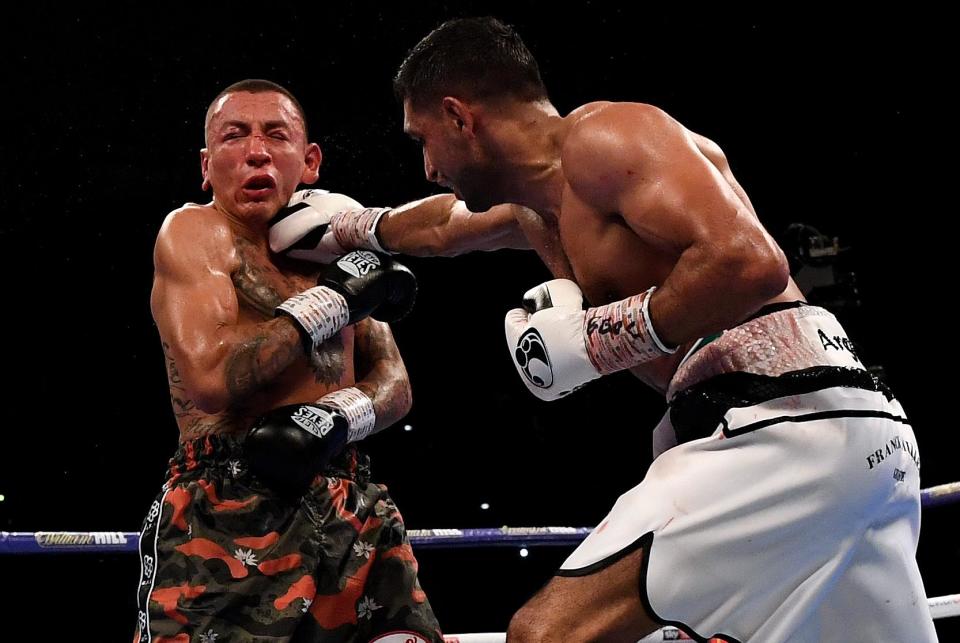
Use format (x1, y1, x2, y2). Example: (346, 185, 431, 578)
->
(273, 17, 936, 642)
(559, 300, 928, 642)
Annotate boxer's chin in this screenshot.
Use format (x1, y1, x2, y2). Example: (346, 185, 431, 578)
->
(459, 186, 496, 213)
(457, 166, 507, 212)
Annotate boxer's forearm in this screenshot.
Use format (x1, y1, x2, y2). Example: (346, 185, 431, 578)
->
(376, 194, 461, 256)
(217, 318, 305, 411)
(354, 373, 411, 433)
(352, 319, 413, 431)
(378, 195, 528, 256)
(650, 240, 790, 347)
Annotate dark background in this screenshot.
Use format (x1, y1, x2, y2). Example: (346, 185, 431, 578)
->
(3, 3, 956, 639)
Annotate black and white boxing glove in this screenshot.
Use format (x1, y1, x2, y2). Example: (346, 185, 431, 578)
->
(269, 189, 391, 263)
(318, 251, 416, 324)
(504, 279, 676, 401)
(504, 279, 602, 401)
(245, 388, 377, 496)
(276, 250, 417, 351)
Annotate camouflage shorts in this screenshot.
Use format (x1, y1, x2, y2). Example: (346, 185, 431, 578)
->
(134, 434, 442, 642)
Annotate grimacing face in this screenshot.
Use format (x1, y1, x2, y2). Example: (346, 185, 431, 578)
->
(402, 99, 501, 212)
(201, 91, 320, 221)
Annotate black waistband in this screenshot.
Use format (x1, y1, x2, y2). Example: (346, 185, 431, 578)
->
(668, 366, 893, 446)
(166, 433, 370, 483)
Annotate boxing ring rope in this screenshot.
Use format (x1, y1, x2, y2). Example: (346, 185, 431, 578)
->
(4, 481, 958, 555)
(2, 480, 958, 640)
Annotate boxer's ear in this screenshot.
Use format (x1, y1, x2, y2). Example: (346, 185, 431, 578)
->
(301, 143, 322, 185)
(200, 148, 210, 191)
(441, 97, 475, 139)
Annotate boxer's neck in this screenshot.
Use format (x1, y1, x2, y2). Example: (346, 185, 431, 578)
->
(485, 101, 567, 222)
(213, 200, 271, 252)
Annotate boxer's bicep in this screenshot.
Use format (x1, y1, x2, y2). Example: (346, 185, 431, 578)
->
(614, 133, 789, 301)
(615, 142, 747, 254)
(566, 105, 789, 344)
(151, 210, 242, 404)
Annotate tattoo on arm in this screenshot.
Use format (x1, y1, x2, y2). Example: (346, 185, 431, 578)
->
(225, 320, 304, 405)
(353, 319, 412, 430)
(163, 341, 259, 437)
(163, 341, 197, 418)
(231, 238, 345, 386)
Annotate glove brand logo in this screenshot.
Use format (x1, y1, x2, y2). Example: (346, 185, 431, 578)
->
(337, 250, 381, 278)
(368, 632, 430, 643)
(516, 328, 553, 388)
(291, 405, 335, 438)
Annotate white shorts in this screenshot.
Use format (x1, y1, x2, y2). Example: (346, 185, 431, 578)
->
(559, 383, 937, 642)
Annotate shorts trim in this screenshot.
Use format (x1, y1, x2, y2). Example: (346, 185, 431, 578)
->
(555, 532, 649, 578)
(636, 532, 743, 643)
(557, 532, 743, 643)
(723, 408, 910, 438)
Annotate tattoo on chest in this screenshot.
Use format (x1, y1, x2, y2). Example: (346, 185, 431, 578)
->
(310, 335, 346, 385)
(232, 239, 286, 317)
(231, 238, 346, 385)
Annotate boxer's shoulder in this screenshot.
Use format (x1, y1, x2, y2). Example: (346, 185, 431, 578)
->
(155, 203, 238, 274)
(566, 101, 671, 136)
(565, 100, 613, 124)
(161, 202, 231, 237)
(561, 102, 680, 203)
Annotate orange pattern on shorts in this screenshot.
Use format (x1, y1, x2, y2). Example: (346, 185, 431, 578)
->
(383, 543, 425, 602)
(259, 553, 303, 576)
(153, 635, 190, 643)
(150, 582, 206, 625)
(235, 531, 280, 549)
(275, 573, 317, 611)
(309, 551, 377, 628)
(163, 485, 192, 531)
(175, 538, 249, 578)
(382, 542, 418, 570)
(328, 479, 362, 531)
(198, 479, 258, 512)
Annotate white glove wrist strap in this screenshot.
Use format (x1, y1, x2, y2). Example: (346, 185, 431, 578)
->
(583, 287, 676, 374)
(319, 387, 377, 442)
(276, 286, 350, 346)
(331, 207, 393, 254)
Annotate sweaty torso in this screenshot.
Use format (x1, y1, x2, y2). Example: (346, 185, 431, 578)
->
(165, 224, 355, 441)
(516, 102, 804, 395)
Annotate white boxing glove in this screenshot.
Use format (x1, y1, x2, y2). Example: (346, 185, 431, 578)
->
(504, 279, 602, 401)
(269, 189, 362, 263)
